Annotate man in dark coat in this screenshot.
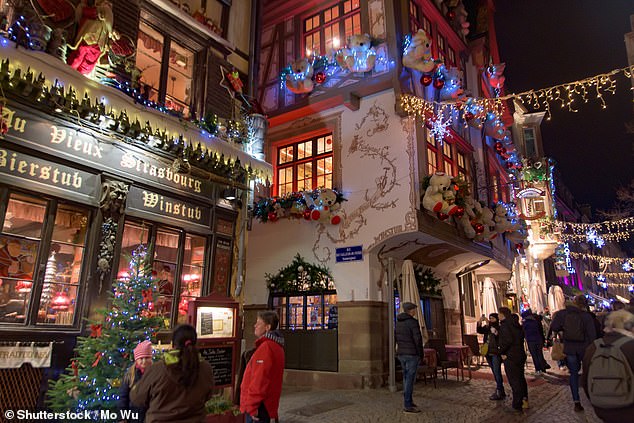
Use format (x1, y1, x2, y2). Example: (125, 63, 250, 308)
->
(522, 310, 549, 375)
(477, 313, 505, 400)
(549, 294, 597, 412)
(498, 307, 528, 413)
(395, 302, 423, 414)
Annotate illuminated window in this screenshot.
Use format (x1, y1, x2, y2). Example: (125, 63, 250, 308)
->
(303, 0, 361, 55)
(276, 134, 334, 195)
(272, 292, 338, 330)
(426, 129, 438, 175)
(0, 191, 90, 326)
(117, 221, 208, 328)
(437, 33, 446, 64)
(136, 21, 194, 118)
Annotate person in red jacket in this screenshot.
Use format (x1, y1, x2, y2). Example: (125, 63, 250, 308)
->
(240, 311, 285, 423)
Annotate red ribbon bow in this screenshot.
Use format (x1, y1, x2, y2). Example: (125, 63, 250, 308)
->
(141, 289, 153, 303)
(90, 324, 102, 338)
(71, 360, 78, 377)
(92, 352, 103, 367)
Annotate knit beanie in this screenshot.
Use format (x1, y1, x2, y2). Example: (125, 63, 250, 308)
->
(134, 340, 153, 361)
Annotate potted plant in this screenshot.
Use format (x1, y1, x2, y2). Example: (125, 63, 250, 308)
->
(205, 396, 244, 423)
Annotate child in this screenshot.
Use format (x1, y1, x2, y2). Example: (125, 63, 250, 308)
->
(119, 340, 152, 422)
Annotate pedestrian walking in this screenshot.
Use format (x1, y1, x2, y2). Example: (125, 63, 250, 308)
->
(498, 306, 528, 413)
(477, 313, 506, 400)
(130, 324, 215, 422)
(395, 301, 423, 414)
(549, 294, 597, 412)
(521, 310, 549, 375)
(582, 309, 634, 423)
(240, 311, 285, 423)
(118, 340, 153, 422)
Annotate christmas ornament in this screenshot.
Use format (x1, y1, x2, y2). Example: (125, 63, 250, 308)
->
(314, 71, 326, 84)
(92, 352, 103, 367)
(433, 77, 445, 90)
(464, 111, 474, 121)
(447, 10, 456, 20)
(51, 291, 70, 311)
(437, 212, 449, 221)
(90, 324, 102, 338)
(473, 223, 485, 235)
(303, 209, 312, 220)
(454, 206, 465, 219)
(420, 74, 433, 86)
(267, 211, 278, 222)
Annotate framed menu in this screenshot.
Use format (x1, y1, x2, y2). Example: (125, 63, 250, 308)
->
(195, 306, 235, 338)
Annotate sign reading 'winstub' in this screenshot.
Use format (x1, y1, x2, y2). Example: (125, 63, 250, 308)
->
(0, 106, 212, 200)
(126, 185, 212, 228)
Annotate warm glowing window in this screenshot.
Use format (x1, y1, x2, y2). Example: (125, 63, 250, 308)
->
(0, 191, 90, 326)
(272, 292, 338, 330)
(118, 221, 208, 329)
(276, 134, 334, 196)
(136, 21, 194, 118)
(303, 0, 361, 55)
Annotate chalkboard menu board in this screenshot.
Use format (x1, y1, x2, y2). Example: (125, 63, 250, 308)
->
(200, 346, 233, 387)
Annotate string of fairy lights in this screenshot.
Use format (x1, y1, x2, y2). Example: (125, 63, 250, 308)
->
(400, 65, 634, 125)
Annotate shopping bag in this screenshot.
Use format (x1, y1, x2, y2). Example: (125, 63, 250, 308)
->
(550, 339, 566, 361)
(479, 343, 489, 356)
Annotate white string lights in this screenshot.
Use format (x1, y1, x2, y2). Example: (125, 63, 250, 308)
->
(584, 271, 634, 281)
(557, 217, 634, 242)
(568, 251, 634, 266)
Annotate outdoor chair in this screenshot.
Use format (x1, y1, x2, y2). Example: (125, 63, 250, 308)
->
(417, 355, 437, 388)
(463, 334, 484, 367)
(426, 338, 462, 381)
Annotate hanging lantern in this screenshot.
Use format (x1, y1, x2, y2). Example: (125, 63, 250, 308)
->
(51, 291, 70, 311)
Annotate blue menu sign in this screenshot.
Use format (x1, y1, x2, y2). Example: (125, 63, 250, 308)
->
(336, 245, 363, 263)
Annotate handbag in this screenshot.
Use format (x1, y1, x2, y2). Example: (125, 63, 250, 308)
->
(550, 339, 566, 361)
(479, 343, 489, 356)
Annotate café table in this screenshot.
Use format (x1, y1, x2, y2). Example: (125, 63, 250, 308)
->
(444, 344, 472, 380)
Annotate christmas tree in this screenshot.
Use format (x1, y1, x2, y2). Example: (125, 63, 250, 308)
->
(47, 245, 164, 417)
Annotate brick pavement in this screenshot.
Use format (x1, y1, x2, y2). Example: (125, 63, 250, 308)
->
(277, 371, 604, 423)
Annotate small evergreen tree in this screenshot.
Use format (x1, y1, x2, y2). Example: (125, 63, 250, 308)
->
(47, 245, 164, 416)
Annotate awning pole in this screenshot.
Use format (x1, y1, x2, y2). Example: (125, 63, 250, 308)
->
(387, 257, 397, 393)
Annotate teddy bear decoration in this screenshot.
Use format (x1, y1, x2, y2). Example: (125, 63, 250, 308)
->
(439, 66, 465, 101)
(402, 29, 437, 74)
(304, 188, 342, 225)
(335, 33, 377, 73)
(285, 58, 315, 94)
(485, 63, 506, 90)
(422, 172, 460, 218)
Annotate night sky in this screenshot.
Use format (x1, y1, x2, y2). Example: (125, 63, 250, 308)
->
(494, 0, 634, 214)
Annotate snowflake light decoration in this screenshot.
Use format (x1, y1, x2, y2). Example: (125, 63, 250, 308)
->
(586, 228, 605, 248)
(623, 260, 633, 272)
(428, 117, 451, 145)
(596, 274, 606, 282)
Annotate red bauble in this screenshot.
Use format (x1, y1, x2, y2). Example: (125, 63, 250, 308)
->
(433, 78, 445, 89)
(494, 141, 504, 151)
(437, 212, 449, 221)
(506, 161, 514, 169)
(303, 210, 312, 220)
(267, 212, 278, 222)
(454, 206, 465, 219)
(515, 243, 524, 250)
(447, 10, 456, 21)
(420, 75, 433, 86)
(331, 215, 341, 225)
(473, 223, 485, 234)
(464, 112, 474, 121)
(314, 71, 326, 84)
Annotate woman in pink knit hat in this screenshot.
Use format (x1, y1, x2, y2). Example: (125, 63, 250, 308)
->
(118, 340, 153, 422)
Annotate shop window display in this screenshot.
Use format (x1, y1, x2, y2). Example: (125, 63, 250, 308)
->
(0, 191, 89, 325)
(117, 220, 208, 329)
(271, 292, 337, 330)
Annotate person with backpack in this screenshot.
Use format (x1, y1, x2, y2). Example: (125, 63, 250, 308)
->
(581, 309, 634, 422)
(549, 294, 597, 412)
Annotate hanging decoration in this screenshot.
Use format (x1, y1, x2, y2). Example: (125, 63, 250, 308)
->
(584, 270, 634, 281)
(568, 251, 634, 269)
(400, 65, 634, 123)
(402, 30, 437, 74)
(556, 216, 634, 242)
(484, 63, 506, 90)
(427, 116, 451, 143)
(335, 33, 378, 73)
(265, 254, 335, 294)
(253, 188, 346, 224)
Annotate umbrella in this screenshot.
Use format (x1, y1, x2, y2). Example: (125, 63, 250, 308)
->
(400, 260, 429, 344)
(481, 277, 498, 318)
(549, 285, 565, 312)
(528, 279, 546, 313)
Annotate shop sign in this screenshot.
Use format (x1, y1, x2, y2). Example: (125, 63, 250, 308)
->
(0, 147, 98, 197)
(1, 106, 212, 200)
(126, 186, 212, 228)
(0, 343, 52, 368)
(336, 245, 363, 263)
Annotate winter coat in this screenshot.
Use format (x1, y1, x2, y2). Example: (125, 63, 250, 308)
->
(130, 350, 215, 423)
(240, 330, 285, 419)
(581, 331, 634, 423)
(395, 312, 423, 357)
(549, 304, 597, 356)
(477, 322, 500, 355)
(118, 365, 146, 422)
(498, 318, 526, 364)
(521, 313, 545, 344)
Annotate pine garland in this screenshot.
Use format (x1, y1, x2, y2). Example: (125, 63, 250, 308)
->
(265, 254, 334, 294)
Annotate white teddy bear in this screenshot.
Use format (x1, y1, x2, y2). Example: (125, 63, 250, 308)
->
(422, 172, 460, 216)
(402, 29, 436, 73)
(336, 33, 376, 73)
(456, 196, 476, 239)
(310, 188, 342, 225)
(493, 203, 513, 234)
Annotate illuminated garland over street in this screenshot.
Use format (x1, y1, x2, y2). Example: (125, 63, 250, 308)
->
(584, 271, 634, 281)
(569, 251, 634, 266)
(557, 217, 634, 235)
(559, 230, 631, 243)
(400, 65, 634, 123)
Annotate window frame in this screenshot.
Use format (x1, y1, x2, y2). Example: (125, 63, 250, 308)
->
(116, 219, 210, 329)
(0, 187, 93, 328)
(274, 132, 334, 196)
(302, 0, 361, 56)
(270, 290, 338, 331)
(523, 127, 537, 158)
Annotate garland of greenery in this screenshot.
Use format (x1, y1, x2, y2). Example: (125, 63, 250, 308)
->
(254, 188, 346, 223)
(399, 265, 442, 297)
(265, 254, 334, 294)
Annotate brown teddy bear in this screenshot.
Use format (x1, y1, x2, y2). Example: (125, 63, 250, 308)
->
(285, 58, 314, 94)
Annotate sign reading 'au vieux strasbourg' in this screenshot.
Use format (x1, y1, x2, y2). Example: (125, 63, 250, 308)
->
(126, 185, 212, 228)
(0, 106, 213, 200)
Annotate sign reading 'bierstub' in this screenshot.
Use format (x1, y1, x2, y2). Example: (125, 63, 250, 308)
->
(0, 147, 98, 197)
(126, 185, 212, 227)
(1, 106, 212, 200)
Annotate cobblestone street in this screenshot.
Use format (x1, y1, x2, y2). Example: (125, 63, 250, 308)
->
(277, 370, 604, 423)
